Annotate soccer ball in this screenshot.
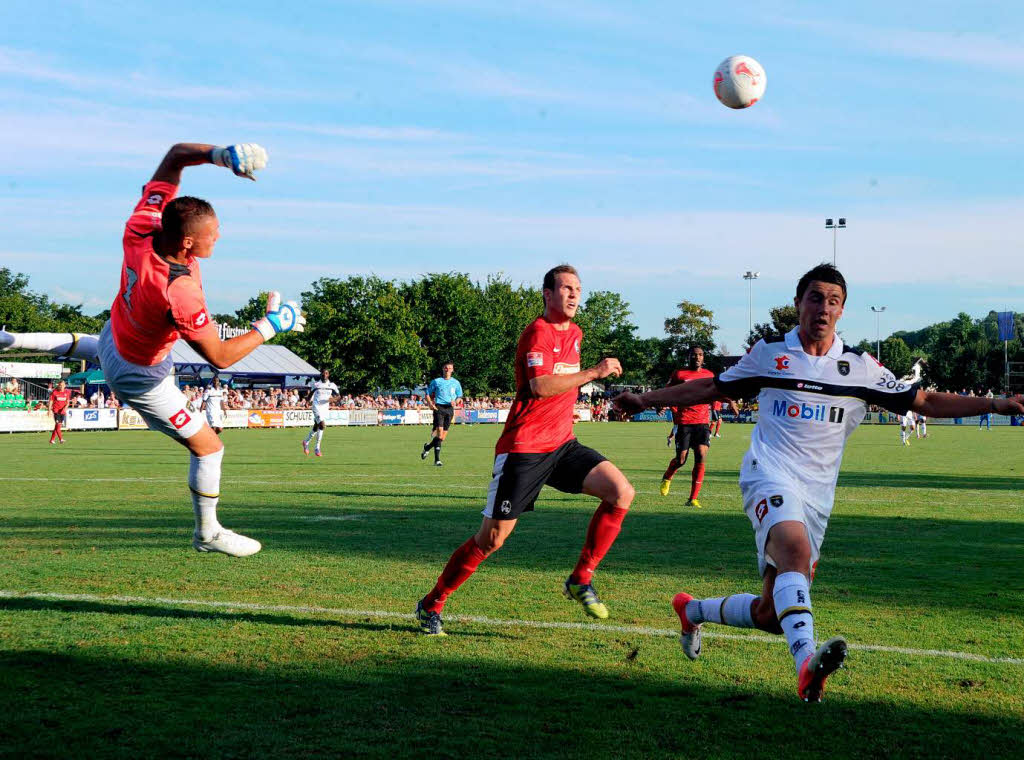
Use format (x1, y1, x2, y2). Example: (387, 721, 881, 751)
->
(713, 55, 766, 109)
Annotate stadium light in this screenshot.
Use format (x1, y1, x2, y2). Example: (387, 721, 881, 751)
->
(825, 217, 847, 266)
(743, 271, 760, 342)
(871, 305, 886, 361)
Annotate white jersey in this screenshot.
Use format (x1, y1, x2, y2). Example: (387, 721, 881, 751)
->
(310, 380, 339, 407)
(902, 410, 916, 427)
(716, 328, 918, 514)
(201, 389, 226, 413)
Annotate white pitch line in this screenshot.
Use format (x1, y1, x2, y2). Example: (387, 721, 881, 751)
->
(1, 590, 1021, 666)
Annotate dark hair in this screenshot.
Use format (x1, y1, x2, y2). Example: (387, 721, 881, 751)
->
(542, 264, 579, 291)
(796, 263, 847, 303)
(441, 359, 453, 368)
(161, 196, 216, 243)
(688, 345, 704, 354)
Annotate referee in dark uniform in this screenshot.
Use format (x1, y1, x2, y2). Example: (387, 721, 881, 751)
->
(422, 360, 463, 466)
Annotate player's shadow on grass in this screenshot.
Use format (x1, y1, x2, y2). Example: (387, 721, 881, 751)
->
(282, 489, 579, 503)
(0, 649, 1020, 759)
(836, 471, 1024, 491)
(0, 597, 501, 639)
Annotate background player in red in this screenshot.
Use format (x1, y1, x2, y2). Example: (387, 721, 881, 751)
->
(48, 379, 71, 444)
(659, 346, 735, 506)
(414, 265, 634, 635)
(710, 399, 724, 437)
(1, 142, 305, 556)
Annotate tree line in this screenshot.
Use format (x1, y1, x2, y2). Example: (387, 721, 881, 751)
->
(2, 266, 1021, 395)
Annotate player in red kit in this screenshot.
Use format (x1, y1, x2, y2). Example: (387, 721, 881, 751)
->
(1, 142, 305, 557)
(711, 400, 724, 437)
(48, 380, 71, 444)
(414, 265, 635, 635)
(659, 347, 736, 507)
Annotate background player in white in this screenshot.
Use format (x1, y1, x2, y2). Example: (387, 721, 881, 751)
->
(916, 414, 927, 439)
(1, 142, 306, 558)
(303, 369, 339, 457)
(615, 263, 1024, 702)
(201, 378, 227, 435)
(900, 410, 915, 446)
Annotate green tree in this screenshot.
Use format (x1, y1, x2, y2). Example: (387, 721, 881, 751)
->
(575, 291, 641, 381)
(0, 268, 54, 332)
(747, 304, 798, 348)
(878, 336, 913, 380)
(291, 277, 429, 392)
(479, 276, 543, 393)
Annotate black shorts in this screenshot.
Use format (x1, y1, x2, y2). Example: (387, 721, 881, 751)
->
(483, 439, 607, 521)
(53, 412, 66, 425)
(433, 404, 454, 430)
(675, 424, 711, 455)
(710, 409, 721, 422)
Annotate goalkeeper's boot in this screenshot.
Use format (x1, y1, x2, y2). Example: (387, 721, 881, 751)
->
(564, 577, 609, 619)
(797, 636, 847, 703)
(193, 529, 262, 557)
(660, 478, 671, 496)
(415, 600, 446, 636)
(672, 592, 702, 660)
(686, 498, 702, 509)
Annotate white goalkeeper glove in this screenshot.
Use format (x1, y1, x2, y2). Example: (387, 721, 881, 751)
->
(211, 143, 268, 180)
(253, 291, 305, 341)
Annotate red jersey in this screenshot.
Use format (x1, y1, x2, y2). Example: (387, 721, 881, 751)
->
(712, 400, 723, 412)
(495, 317, 583, 455)
(669, 367, 714, 425)
(109, 181, 217, 366)
(49, 389, 71, 414)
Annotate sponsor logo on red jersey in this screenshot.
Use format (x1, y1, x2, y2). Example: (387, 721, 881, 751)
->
(192, 309, 210, 329)
(526, 352, 544, 367)
(169, 409, 191, 429)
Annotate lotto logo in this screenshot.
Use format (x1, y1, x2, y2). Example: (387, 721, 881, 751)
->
(193, 309, 209, 329)
(169, 409, 191, 429)
(754, 498, 768, 523)
(526, 352, 544, 368)
(146, 193, 164, 206)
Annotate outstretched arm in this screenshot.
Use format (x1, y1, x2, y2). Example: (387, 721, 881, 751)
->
(529, 358, 621, 399)
(151, 142, 269, 185)
(910, 390, 1024, 418)
(615, 377, 723, 414)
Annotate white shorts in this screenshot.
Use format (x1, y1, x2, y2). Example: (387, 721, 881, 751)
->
(206, 409, 224, 428)
(313, 404, 329, 424)
(742, 478, 829, 579)
(98, 322, 204, 440)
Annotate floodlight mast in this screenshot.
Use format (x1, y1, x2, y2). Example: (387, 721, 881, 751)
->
(871, 305, 886, 361)
(825, 217, 847, 266)
(743, 271, 760, 343)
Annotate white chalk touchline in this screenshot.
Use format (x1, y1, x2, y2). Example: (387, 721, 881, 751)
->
(1, 590, 1020, 666)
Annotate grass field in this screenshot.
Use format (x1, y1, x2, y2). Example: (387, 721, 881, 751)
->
(1, 422, 1022, 759)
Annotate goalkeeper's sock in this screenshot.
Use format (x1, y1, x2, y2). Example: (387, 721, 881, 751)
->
(686, 593, 757, 627)
(2, 331, 99, 360)
(189, 448, 224, 542)
(315, 430, 324, 449)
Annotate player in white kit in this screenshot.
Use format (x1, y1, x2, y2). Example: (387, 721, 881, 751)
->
(201, 378, 227, 434)
(900, 410, 915, 446)
(615, 264, 1024, 702)
(303, 369, 339, 457)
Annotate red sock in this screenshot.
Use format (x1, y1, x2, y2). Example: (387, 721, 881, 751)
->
(689, 463, 705, 501)
(662, 458, 682, 481)
(56, 423, 63, 442)
(422, 536, 487, 613)
(572, 502, 629, 585)
(714, 420, 721, 435)
(50, 429, 56, 443)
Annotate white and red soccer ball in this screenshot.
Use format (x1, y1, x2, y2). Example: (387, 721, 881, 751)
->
(713, 55, 767, 109)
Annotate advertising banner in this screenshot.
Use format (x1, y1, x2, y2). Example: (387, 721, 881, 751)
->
(498, 409, 509, 423)
(574, 408, 592, 422)
(418, 410, 434, 425)
(283, 409, 315, 428)
(223, 410, 249, 428)
(476, 409, 500, 423)
(457, 409, 476, 424)
(247, 410, 284, 428)
(404, 410, 420, 424)
(66, 408, 118, 430)
(0, 410, 53, 432)
(118, 409, 150, 430)
(381, 409, 406, 425)
(348, 409, 378, 426)
(630, 410, 673, 422)
(0, 361, 63, 379)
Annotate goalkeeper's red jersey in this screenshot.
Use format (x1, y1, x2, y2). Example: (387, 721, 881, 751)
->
(109, 181, 217, 366)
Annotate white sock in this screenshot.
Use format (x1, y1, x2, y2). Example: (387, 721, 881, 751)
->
(3, 331, 99, 360)
(189, 448, 224, 542)
(686, 593, 756, 627)
(304, 426, 315, 444)
(773, 571, 815, 672)
(316, 430, 324, 448)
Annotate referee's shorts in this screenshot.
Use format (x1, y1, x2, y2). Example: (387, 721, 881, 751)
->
(432, 404, 455, 430)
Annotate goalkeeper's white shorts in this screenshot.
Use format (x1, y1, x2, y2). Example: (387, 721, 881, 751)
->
(98, 322, 205, 440)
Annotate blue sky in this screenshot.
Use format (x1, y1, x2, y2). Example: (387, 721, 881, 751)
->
(1, 0, 1022, 354)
